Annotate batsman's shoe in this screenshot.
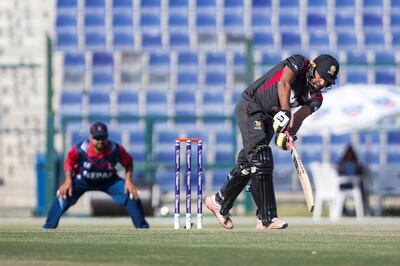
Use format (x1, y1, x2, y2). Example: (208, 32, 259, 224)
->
(205, 195, 234, 229)
(256, 218, 288, 230)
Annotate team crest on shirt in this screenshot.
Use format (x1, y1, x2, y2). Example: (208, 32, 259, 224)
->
(254, 120, 262, 130)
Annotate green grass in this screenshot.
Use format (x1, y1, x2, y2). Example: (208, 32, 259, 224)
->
(1, 222, 400, 266)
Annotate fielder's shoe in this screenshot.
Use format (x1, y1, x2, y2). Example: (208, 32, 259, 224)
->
(205, 195, 234, 229)
(256, 217, 288, 230)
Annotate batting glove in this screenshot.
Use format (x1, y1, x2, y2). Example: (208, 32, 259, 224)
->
(273, 110, 291, 133)
(275, 132, 297, 151)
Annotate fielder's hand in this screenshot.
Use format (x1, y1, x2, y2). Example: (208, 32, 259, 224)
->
(273, 110, 291, 133)
(125, 182, 140, 200)
(275, 132, 297, 151)
(57, 180, 73, 199)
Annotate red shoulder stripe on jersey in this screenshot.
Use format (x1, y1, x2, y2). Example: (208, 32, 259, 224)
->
(260, 68, 284, 92)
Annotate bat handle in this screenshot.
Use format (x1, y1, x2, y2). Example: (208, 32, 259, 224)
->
(284, 130, 295, 149)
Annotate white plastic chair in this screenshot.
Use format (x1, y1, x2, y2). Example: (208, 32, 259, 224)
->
(309, 162, 364, 221)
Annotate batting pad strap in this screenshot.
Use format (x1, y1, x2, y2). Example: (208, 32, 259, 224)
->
(250, 145, 274, 175)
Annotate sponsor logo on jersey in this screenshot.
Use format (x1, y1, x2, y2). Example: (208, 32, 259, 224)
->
(254, 120, 262, 130)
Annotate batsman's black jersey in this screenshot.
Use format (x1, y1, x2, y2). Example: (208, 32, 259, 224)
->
(241, 55, 323, 116)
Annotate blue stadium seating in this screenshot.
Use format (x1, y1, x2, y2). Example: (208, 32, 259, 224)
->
(57, 32, 78, 50)
(334, 11, 356, 31)
(196, 0, 216, 13)
(363, 0, 384, 11)
(141, 33, 162, 50)
(141, 0, 161, 14)
(169, 0, 188, 13)
(279, 0, 300, 11)
(56, 14, 77, 33)
(393, 33, 400, 49)
(212, 169, 229, 189)
(307, 0, 328, 11)
(280, 32, 301, 50)
(346, 68, 369, 84)
(177, 51, 198, 68)
(169, 13, 189, 32)
(113, 32, 135, 50)
(364, 31, 386, 49)
(202, 91, 225, 116)
(112, 13, 133, 32)
(362, 11, 384, 31)
(169, 32, 190, 49)
(391, 13, 400, 30)
(57, 0, 77, 12)
(112, 0, 133, 13)
(307, 13, 327, 31)
(252, 0, 272, 13)
(335, 0, 356, 12)
(85, 0, 105, 14)
(140, 14, 161, 31)
(145, 90, 168, 116)
(88, 92, 110, 115)
(84, 13, 105, 31)
(224, 0, 244, 13)
(279, 13, 300, 30)
(329, 133, 352, 163)
(374, 51, 396, 66)
(205, 71, 226, 88)
(117, 90, 139, 116)
(174, 90, 196, 116)
(253, 32, 275, 50)
(251, 14, 272, 32)
(60, 90, 84, 117)
(177, 70, 198, 89)
(346, 51, 368, 65)
(336, 32, 359, 50)
(223, 13, 244, 32)
(196, 14, 217, 31)
(374, 68, 396, 85)
(85, 32, 106, 50)
(308, 31, 330, 50)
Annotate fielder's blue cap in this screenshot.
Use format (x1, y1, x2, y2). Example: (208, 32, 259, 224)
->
(90, 121, 108, 139)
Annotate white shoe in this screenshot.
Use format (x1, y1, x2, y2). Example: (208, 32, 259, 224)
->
(205, 195, 234, 229)
(256, 217, 288, 230)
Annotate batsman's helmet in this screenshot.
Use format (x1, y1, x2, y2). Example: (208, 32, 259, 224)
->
(306, 54, 339, 91)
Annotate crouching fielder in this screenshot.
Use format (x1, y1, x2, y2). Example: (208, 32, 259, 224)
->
(43, 122, 149, 229)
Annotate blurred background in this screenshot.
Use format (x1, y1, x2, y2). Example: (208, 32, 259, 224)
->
(1, 0, 400, 220)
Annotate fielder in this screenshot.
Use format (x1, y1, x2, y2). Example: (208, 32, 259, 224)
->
(43, 122, 149, 229)
(205, 54, 339, 230)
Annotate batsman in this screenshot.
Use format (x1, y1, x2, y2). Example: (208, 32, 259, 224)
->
(43, 122, 149, 229)
(205, 54, 339, 230)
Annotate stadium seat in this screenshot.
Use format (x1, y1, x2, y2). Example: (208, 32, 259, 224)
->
(168, 13, 189, 32)
(223, 13, 244, 32)
(212, 169, 229, 189)
(177, 51, 199, 69)
(141, 33, 162, 50)
(60, 90, 84, 117)
(140, 13, 161, 31)
(92, 52, 113, 71)
(112, 13, 133, 32)
(336, 32, 359, 50)
(345, 68, 369, 84)
(252, 0, 272, 14)
(145, 90, 168, 116)
(196, 0, 216, 13)
(362, 11, 384, 31)
(251, 13, 272, 32)
(202, 91, 225, 116)
(278, 13, 300, 31)
(57, 0, 78, 14)
(113, 32, 135, 50)
(307, 13, 327, 31)
(177, 70, 198, 89)
(280, 32, 302, 50)
(279, 0, 300, 12)
(196, 14, 217, 31)
(141, 0, 161, 14)
(334, 0, 356, 12)
(85, 32, 106, 50)
(363, 0, 384, 12)
(56, 13, 77, 33)
(346, 51, 368, 66)
(174, 90, 196, 116)
(261, 51, 282, 67)
(374, 68, 396, 85)
(224, 0, 243, 14)
(84, 13, 105, 31)
(85, 0, 105, 13)
(374, 51, 396, 66)
(206, 52, 226, 71)
(253, 32, 275, 51)
(169, 32, 190, 49)
(307, 0, 328, 11)
(307, 31, 330, 50)
(116, 90, 139, 116)
(363, 31, 386, 49)
(205, 71, 226, 88)
(56, 32, 78, 50)
(392, 33, 400, 49)
(391, 13, 400, 31)
(88, 92, 111, 115)
(334, 11, 356, 31)
(112, 0, 133, 13)
(91, 72, 113, 92)
(63, 52, 85, 90)
(168, 0, 189, 13)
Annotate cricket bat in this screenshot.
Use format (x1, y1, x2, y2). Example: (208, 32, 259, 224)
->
(285, 131, 315, 213)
